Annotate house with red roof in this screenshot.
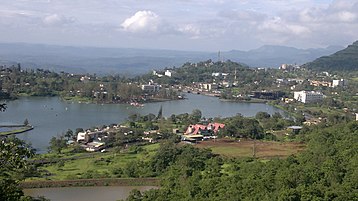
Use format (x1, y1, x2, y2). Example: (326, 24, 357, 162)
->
(185, 123, 225, 135)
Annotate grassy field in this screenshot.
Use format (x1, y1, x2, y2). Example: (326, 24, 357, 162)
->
(195, 139, 305, 159)
(30, 139, 305, 181)
(30, 143, 160, 181)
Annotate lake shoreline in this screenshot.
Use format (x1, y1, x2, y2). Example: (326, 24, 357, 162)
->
(21, 178, 160, 189)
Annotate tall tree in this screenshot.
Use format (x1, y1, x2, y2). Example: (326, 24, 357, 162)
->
(48, 136, 67, 154)
(0, 136, 35, 201)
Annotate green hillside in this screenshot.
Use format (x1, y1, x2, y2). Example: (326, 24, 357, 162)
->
(303, 40, 358, 71)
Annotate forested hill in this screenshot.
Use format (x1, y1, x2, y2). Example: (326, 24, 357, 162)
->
(303, 40, 358, 71)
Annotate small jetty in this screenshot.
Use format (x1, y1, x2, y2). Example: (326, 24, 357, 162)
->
(0, 124, 34, 136)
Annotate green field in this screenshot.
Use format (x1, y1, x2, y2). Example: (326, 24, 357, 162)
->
(30, 143, 159, 181)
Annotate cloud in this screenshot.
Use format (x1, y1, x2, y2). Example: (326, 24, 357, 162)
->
(121, 10, 160, 33)
(336, 11, 357, 22)
(218, 9, 266, 22)
(178, 24, 200, 38)
(43, 14, 75, 26)
(259, 17, 310, 36)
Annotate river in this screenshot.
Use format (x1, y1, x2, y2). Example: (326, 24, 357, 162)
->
(23, 186, 157, 201)
(0, 93, 285, 152)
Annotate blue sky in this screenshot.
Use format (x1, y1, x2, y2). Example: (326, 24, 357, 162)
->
(0, 0, 357, 51)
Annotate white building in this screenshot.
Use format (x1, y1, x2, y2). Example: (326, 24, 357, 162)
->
(294, 91, 324, 103)
(201, 83, 218, 91)
(141, 82, 161, 93)
(332, 79, 348, 87)
(356, 113, 358, 121)
(164, 70, 172, 77)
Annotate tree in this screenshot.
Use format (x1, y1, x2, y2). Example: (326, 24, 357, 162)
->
(64, 129, 74, 140)
(0, 136, 35, 201)
(75, 128, 84, 134)
(190, 109, 202, 123)
(157, 105, 163, 119)
(0, 103, 6, 112)
(23, 118, 29, 126)
(225, 114, 264, 139)
(48, 136, 67, 154)
(255, 111, 271, 120)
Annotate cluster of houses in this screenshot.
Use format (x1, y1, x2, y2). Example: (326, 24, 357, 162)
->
(74, 122, 227, 152)
(76, 127, 112, 152)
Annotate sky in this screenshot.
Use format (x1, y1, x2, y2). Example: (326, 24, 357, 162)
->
(0, 0, 357, 51)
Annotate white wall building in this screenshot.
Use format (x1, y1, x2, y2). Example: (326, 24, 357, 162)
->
(332, 79, 348, 87)
(294, 91, 324, 103)
(201, 83, 218, 91)
(164, 70, 172, 77)
(141, 83, 161, 93)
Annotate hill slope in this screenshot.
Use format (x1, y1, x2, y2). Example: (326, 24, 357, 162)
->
(219, 45, 342, 68)
(303, 41, 358, 71)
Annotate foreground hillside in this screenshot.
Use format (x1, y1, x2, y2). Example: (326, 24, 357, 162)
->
(304, 41, 358, 71)
(124, 121, 358, 201)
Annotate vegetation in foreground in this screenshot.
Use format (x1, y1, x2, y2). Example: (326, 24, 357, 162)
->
(123, 121, 358, 201)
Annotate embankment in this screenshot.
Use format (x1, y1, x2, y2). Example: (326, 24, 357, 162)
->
(20, 178, 160, 189)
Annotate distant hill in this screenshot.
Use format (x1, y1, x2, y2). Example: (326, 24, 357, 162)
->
(0, 43, 343, 74)
(303, 41, 358, 71)
(0, 43, 209, 75)
(218, 45, 343, 68)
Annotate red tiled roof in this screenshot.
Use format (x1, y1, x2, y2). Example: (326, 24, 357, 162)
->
(185, 123, 225, 135)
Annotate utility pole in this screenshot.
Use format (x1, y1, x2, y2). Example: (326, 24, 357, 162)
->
(252, 137, 256, 158)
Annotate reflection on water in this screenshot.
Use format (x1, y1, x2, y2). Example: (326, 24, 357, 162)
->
(23, 186, 157, 201)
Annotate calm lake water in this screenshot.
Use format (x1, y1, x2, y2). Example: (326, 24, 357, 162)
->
(0, 93, 284, 152)
(23, 186, 157, 201)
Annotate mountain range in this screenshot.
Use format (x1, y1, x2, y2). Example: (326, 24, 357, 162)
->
(0, 42, 344, 75)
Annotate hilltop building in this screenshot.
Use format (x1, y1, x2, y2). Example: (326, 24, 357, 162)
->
(164, 70, 172, 77)
(279, 64, 299, 71)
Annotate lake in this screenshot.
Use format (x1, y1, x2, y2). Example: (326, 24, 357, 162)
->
(0, 93, 285, 152)
(23, 186, 157, 201)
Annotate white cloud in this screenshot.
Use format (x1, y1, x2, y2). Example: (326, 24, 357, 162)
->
(43, 14, 74, 26)
(121, 10, 160, 33)
(178, 24, 201, 37)
(336, 11, 356, 22)
(258, 17, 310, 36)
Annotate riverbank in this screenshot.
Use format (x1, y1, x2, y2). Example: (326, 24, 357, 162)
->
(219, 98, 268, 103)
(267, 102, 300, 119)
(61, 95, 181, 105)
(20, 178, 160, 188)
(0, 125, 33, 136)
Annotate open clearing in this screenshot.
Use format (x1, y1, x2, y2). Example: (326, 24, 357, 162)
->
(195, 139, 305, 158)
